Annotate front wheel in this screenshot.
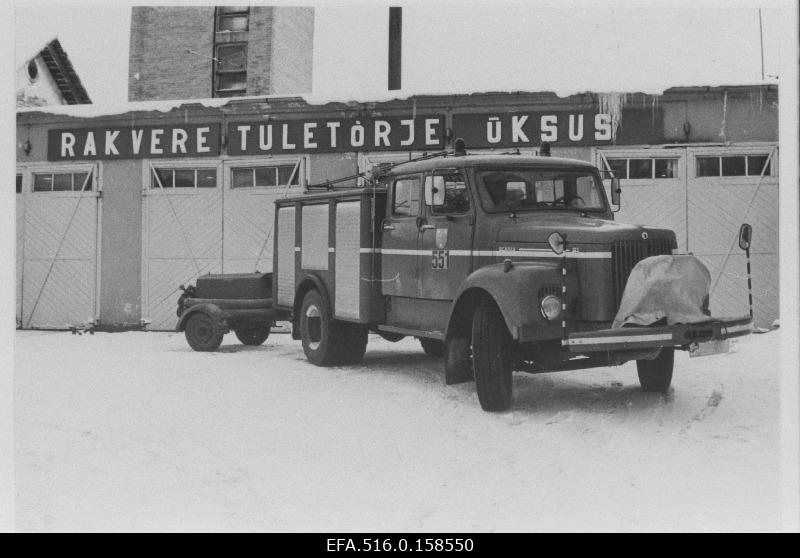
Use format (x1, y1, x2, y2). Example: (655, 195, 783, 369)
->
(235, 324, 270, 346)
(185, 312, 224, 352)
(637, 347, 674, 393)
(472, 300, 513, 411)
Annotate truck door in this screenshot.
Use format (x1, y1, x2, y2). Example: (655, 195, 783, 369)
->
(381, 175, 422, 297)
(419, 170, 474, 300)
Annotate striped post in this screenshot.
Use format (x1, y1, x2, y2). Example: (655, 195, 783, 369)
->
(745, 245, 753, 321)
(561, 236, 568, 342)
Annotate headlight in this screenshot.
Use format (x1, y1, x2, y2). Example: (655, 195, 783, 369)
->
(540, 295, 562, 321)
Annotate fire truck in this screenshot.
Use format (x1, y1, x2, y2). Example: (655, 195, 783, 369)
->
(176, 144, 752, 411)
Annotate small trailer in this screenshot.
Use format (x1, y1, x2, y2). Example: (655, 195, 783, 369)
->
(176, 148, 753, 411)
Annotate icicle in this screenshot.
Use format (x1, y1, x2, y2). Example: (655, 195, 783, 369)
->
(718, 90, 728, 138)
(598, 92, 626, 143)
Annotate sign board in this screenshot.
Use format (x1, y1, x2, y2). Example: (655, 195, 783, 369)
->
(48, 124, 222, 161)
(451, 111, 613, 148)
(227, 116, 445, 156)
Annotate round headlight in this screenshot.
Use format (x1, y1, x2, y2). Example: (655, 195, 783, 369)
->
(540, 295, 562, 321)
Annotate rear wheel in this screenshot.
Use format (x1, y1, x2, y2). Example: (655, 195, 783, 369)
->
(299, 290, 344, 366)
(637, 347, 674, 393)
(419, 337, 445, 358)
(185, 312, 224, 352)
(235, 324, 270, 346)
(472, 299, 513, 411)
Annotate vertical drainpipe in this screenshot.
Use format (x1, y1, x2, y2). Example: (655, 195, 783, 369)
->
(388, 7, 402, 91)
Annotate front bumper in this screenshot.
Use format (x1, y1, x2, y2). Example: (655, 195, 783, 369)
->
(563, 315, 752, 353)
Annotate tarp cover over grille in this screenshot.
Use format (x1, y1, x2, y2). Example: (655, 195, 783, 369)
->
(612, 255, 711, 328)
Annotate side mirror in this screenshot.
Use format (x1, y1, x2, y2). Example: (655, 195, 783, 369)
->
(610, 177, 621, 206)
(738, 223, 752, 251)
(424, 175, 446, 207)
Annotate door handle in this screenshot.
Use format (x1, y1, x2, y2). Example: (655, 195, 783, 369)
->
(382, 223, 395, 231)
(419, 224, 435, 231)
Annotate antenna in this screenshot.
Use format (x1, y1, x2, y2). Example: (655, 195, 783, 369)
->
(758, 9, 765, 81)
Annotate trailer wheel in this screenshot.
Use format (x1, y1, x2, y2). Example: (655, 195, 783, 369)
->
(472, 299, 513, 411)
(235, 325, 270, 346)
(637, 347, 674, 393)
(419, 338, 445, 358)
(299, 290, 343, 366)
(185, 312, 224, 352)
(339, 323, 369, 365)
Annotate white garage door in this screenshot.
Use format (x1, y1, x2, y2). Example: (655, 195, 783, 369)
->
(142, 161, 223, 330)
(222, 158, 304, 274)
(19, 166, 100, 329)
(16, 174, 24, 327)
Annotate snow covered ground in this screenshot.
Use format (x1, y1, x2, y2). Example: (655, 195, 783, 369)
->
(14, 328, 782, 532)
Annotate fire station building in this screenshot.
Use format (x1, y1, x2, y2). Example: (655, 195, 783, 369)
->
(15, 85, 779, 330)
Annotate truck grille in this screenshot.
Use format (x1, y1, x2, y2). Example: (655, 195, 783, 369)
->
(611, 239, 673, 308)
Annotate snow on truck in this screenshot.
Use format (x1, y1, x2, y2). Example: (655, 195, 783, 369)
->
(176, 143, 753, 411)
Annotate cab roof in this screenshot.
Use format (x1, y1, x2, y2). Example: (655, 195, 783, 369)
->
(386, 153, 598, 176)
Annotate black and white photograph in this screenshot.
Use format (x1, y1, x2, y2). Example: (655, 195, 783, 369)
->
(2, 0, 799, 534)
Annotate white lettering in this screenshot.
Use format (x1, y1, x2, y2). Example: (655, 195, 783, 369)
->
(104, 130, 120, 155)
(172, 129, 188, 154)
(594, 114, 612, 141)
(487, 117, 502, 144)
(399, 119, 414, 146)
(568, 114, 584, 141)
(150, 129, 163, 155)
(512, 115, 530, 143)
(350, 122, 365, 147)
(282, 124, 296, 150)
(259, 125, 273, 150)
(84, 131, 97, 156)
(196, 127, 210, 153)
(61, 132, 76, 158)
(303, 122, 318, 149)
(131, 129, 144, 154)
(237, 125, 251, 151)
(326, 122, 340, 148)
(540, 115, 558, 142)
(425, 119, 439, 146)
(374, 120, 391, 147)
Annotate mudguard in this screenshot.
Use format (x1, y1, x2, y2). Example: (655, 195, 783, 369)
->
(449, 261, 575, 342)
(176, 302, 230, 332)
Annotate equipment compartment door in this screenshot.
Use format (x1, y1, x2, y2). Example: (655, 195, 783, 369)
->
(380, 174, 422, 298)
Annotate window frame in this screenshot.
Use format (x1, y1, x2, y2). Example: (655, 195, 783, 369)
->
(215, 6, 250, 33)
(25, 164, 97, 196)
(391, 175, 423, 218)
(214, 42, 248, 97)
(427, 170, 473, 216)
(224, 157, 307, 194)
(144, 159, 221, 194)
(694, 153, 774, 178)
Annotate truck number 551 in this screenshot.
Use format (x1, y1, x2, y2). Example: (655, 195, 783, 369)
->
(431, 250, 449, 269)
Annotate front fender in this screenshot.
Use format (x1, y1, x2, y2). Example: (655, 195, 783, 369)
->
(450, 261, 575, 342)
(175, 302, 230, 332)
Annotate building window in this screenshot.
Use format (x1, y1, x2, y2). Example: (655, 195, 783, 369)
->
(27, 60, 38, 82)
(32, 171, 92, 192)
(232, 165, 300, 188)
(696, 155, 772, 177)
(607, 158, 678, 180)
(151, 167, 217, 189)
(16, 174, 22, 194)
(216, 6, 250, 32)
(214, 43, 247, 97)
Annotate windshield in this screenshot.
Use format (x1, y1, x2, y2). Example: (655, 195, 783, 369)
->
(476, 168, 607, 212)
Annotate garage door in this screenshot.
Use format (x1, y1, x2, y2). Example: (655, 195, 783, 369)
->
(142, 161, 223, 330)
(16, 174, 24, 327)
(222, 158, 304, 274)
(19, 166, 99, 329)
(686, 146, 778, 326)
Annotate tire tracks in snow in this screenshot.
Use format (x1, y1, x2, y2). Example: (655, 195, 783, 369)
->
(679, 383, 724, 434)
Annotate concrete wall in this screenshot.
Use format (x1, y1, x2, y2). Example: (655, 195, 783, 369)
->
(99, 161, 143, 329)
(271, 7, 315, 94)
(128, 6, 216, 101)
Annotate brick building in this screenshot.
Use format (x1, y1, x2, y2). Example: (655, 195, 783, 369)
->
(128, 6, 314, 101)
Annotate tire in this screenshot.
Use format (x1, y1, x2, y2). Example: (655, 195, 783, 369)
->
(234, 324, 270, 346)
(184, 312, 224, 352)
(471, 299, 513, 411)
(299, 289, 345, 366)
(419, 337, 445, 358)
(339, 323, 369, 365)
(637, 347, 674, 393)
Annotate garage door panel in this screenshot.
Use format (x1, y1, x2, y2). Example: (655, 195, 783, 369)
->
(616, 184, 687, 252)
(223, 191, 275, 266)
(146, 258, 222, 330)
(688, 182, 778, 255)
(21, 258, 96, 328)
(701, 253, 778, 328)
(146, 194, 223, 259)
(24, 196, 97, 260)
